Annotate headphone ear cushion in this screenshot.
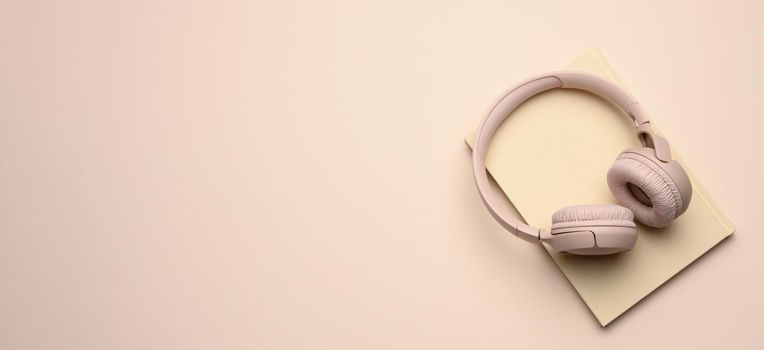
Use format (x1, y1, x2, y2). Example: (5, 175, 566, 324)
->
(552, 204, 634, 225)
(607, 150, 684, 228)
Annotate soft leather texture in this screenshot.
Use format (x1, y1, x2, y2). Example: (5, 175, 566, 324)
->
(607, 151, 683, 228)
(552, 204, 634, 224)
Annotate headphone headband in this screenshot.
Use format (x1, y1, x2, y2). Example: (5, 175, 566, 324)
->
(471, 71, 670, 243)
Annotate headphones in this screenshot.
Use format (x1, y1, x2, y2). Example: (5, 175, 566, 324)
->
(472, 71, 692, 255)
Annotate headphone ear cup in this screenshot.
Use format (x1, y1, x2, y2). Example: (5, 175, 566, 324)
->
(548, 204, 637, 255)
(607, 148, 690, 228)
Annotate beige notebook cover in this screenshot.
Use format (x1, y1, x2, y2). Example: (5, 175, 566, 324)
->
(465, 48, 734, 326)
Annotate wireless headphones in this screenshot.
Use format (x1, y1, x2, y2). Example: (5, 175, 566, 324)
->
(472, 71, 692, 255)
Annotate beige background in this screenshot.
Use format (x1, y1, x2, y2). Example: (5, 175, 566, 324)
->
(1, 0, 762, 349)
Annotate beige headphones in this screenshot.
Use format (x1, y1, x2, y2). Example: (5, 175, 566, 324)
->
(472, 71, 692, 255)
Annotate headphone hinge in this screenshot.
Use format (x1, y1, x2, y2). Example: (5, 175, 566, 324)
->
(636, 123, 672, 162)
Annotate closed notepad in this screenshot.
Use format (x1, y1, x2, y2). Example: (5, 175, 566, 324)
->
(465, 48, 734, 326)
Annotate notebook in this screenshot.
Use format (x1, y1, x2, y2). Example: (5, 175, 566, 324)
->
(464, 48, 734, 326)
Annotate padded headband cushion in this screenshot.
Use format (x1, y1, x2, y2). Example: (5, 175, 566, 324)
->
(552, 204, 634, 225)
(607, 151, 683, 228)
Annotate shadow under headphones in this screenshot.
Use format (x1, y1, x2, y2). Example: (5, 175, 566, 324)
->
(472, 71, 692, 255)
